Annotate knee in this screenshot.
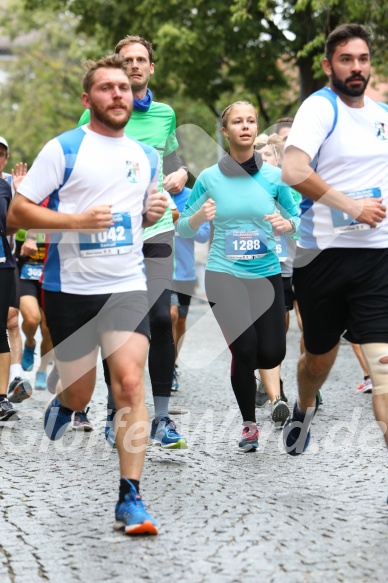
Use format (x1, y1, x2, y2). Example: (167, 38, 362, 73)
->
(22, 313, 41, 329)
(7, 309, 19, 332)
(150, 308, 171, 332)
(231, 344, 255, 367)
(114, 372, 143, 408)
(258, 349, 285, 370)
(303, 354, 330, 379)
(256, 336, 286, 369)
(361, 343, 388, 396)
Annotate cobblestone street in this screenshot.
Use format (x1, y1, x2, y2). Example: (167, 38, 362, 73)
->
(0, 300, 387, 583)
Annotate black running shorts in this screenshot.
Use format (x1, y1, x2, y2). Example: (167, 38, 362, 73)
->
(20, 279, 42, 305)
(293, 247, 388, 354)
(44, 290, 150, 361)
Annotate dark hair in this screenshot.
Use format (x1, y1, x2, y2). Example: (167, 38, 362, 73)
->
(221, 101, 257, 128)
(274, 117, 294, 134)
(82, 54, 129, 94)
(114, 35, 153, 63)
(325, 23, 371, 62)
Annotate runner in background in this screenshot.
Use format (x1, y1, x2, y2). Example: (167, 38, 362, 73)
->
(14, 229, 53, 391)
(0, 139, 23, 419)
(170, 186, 211, 391)
(0, 147, 32, 406)
(178, 101, 299, 451)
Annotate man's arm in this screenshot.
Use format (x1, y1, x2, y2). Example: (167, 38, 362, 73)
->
(162, 151, 188, 194)
(163, 168, 188, 195)
(8, 193, 113, 232)
(281, 146, 386, 228)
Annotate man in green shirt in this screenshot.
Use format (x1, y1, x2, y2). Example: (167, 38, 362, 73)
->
(78, 36, 188, 448)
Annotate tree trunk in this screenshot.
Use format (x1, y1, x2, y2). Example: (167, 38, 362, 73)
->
(297, 55, 326, 103)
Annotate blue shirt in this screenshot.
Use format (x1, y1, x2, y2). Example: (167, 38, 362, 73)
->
(172, 187, 210, 281)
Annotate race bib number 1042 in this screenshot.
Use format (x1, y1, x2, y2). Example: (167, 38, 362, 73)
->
(79, 212, 133, 257)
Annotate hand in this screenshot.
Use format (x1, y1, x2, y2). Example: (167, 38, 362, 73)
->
(12, 163, 28, 192)
(77, 205, 113, 232)
(351, 197, 386, 228)
(144, 189, 168, 225)
(21, 238, 38, 256)
(199, 198, 216, 222)
(264, 212, 293, 236)
(188, 198, 216, 230)
(163, 168, 188, 194)
(172, 208, 180, 223)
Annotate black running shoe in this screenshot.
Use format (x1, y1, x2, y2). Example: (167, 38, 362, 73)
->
(255, 380, 269, 408)
(8, 377, 33, 404)
(0, 397, 18, 421)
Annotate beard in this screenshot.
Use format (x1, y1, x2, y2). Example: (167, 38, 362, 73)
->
(331, 68, 370, 97)
(90, 100, 132, 130)
(129, 78, 148, 94)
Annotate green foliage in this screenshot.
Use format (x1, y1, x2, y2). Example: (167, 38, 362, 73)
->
(0, 0, 103, 166)
(22, 0, 293, 122)
(1, 0, 386, 169)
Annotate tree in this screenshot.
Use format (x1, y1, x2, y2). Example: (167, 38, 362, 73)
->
(22, 0, 295, 123)
(0, 0, 103, 165)
(24, 0, 388, 115)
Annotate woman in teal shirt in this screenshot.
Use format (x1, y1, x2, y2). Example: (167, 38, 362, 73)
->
(178, 101, 299, 452)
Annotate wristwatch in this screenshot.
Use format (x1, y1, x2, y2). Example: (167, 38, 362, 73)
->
(287, 219, 297, 235)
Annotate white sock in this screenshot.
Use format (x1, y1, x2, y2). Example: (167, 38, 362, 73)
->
(9, 364, 23, 382)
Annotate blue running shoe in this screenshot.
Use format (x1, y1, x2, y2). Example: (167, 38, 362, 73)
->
(283, 401, 316, 456)
(104, 411, 117, 448)
(114, 480, 158, 535)
(149, 416, 188, 449)
(238, 423, 259, 452)
(35, 371, 47, 391)
(8, 376, 33, 403)
(171, 369, 179, 392)
(44, 396, 72, 441)
(22, 342, 35, 372)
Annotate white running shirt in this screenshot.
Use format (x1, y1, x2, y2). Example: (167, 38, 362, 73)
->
(18, 126, 159, 294)
(286, 91, 388, 249)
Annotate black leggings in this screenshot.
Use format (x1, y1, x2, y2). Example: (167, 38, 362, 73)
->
(205, 271, 286, 422)
(144, 232, 175, 397)
(104, 232, 174, 402)
(0, 268, 14, 353)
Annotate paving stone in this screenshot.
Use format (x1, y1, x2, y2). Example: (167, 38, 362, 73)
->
(0, 302, 387, 582)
